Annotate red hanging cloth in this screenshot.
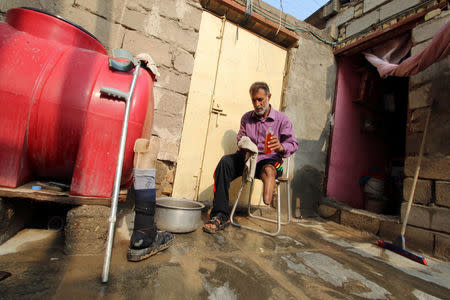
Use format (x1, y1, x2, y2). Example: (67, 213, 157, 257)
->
(364, 21, 450, 77)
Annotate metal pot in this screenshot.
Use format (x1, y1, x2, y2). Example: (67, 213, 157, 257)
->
(155, 197, 205, 233)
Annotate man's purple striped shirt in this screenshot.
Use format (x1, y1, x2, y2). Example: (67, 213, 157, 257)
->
(237, 106, 298, 162)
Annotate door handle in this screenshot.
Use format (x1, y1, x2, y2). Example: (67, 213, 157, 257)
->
(211, 102, 226, 115)
(211, 102, 227, 126)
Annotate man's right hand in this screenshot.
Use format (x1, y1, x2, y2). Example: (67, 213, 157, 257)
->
(268, 135, 284, 153)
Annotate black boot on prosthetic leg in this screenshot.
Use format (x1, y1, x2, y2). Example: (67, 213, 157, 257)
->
(127, 170, 173, 262)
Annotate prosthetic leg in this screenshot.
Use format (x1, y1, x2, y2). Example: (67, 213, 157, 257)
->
(127, 138, 173, 262)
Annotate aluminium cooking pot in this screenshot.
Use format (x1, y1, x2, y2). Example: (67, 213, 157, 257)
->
(155, 197, 205, 233)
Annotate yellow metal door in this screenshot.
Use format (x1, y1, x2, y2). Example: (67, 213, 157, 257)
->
(173, 11, 287, 204)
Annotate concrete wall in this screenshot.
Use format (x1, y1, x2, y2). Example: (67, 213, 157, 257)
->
(317, 1, 450, 260)
(283, 31, 337, 217)
(0, 0, 203, 196)
(326, 0, 441, 47)
(401, 10, 450, 261)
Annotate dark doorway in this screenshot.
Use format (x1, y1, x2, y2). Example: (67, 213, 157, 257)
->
(327, 54, 408, 216)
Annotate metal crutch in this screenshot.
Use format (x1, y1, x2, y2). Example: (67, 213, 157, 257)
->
(101, 49, 140, 283)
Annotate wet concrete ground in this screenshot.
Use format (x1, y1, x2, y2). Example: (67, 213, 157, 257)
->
(0, 214, 449, 299)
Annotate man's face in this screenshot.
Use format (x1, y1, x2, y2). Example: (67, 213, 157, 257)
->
(251, 88, 271, 116)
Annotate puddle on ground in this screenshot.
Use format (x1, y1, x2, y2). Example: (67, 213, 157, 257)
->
(202, 274, 237, 300)
(296, 221, 450, 291)
(412, 289, 442, 300)
(276, 235, 304, 246)
(0, 229, 60, 256)
(282, 252, 391, 299)
(348, 243, 450, 289)
(214, 234, 226, 245)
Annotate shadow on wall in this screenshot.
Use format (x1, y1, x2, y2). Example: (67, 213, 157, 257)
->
(222, 129, 238, 155)
(198, 129, 238, 204)
(291, 123, 330, 218)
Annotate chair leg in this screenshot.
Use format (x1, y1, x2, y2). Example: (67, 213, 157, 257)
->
(247, 180, 256, 216)
(231, 181, 281, 236)
(230, 182, 245, 227)
(287, 180, 291, 223)
(249, 182, 290, 225)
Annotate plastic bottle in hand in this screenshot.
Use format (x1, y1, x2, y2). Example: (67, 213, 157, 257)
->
(264, 128, 274, 154)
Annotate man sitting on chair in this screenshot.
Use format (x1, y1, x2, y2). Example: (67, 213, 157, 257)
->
(203, 82, 298, 234)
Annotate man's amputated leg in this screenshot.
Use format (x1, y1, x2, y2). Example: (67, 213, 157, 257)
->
(260, 164, 277, 205)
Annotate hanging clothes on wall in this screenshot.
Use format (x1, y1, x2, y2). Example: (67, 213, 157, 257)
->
(363, 21, 450, 77)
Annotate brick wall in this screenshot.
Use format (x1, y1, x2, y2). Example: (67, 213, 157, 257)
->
(320, 1, 450, 260)
(402, 10, 450, 261)
(0, 0, 203, 196)
(326, 0, 446, 49)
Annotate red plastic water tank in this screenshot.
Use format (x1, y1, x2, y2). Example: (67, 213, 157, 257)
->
(0, 8, 155, 198)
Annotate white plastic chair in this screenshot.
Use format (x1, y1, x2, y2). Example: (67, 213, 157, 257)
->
(230, 157, 291, 236)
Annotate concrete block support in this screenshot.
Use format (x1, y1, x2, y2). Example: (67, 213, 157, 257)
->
(318, 204, 340, 223)
(403, 225, 434, 254)
(400, 203, 431, 229)
(403, 178, 432, 205)
(64, 205, 110, 255)
(401, 203, 450, 234)
(75, 0, 126, 22)
(156, 67, 192, 95)
(404, 156, 450, 180)
(410, 40, 431, 56)
(431, 207, 450, 234)
(410, 56, 450, 88)
(321, 199, 440, 258)
(409, 82, 433, 110)
(322, 0, 340, 18)
(409, 108, 428, 133)
(340, 209, 381, 234)
(174, 49, 195, 75)
(152, 112, 184, 144)
(379, 220, 401, 242)
(153, 18, 199, 54)
(378, 221, 434, 255)
(435, 233, 450, 261)
(364, 0, 389, 13)
(379, 0, 421, 21)
(153, 87, 187, 117)
(436, 181, 450, 207)
(122, 30, 173, 68)
(346, 9, 380, 37)
(327, 6, 354, 28)
(405, 133, 421, 156)
(412, 10, 450, 44)
(121, 8, 148, 32)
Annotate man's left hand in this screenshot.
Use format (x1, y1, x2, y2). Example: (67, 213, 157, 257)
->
(268, 135, 284, 153)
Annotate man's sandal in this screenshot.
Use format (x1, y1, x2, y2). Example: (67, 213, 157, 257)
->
(202, 216, 230, 234)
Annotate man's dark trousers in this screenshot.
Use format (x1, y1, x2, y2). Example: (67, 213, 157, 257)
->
(210, 152, 245, 219)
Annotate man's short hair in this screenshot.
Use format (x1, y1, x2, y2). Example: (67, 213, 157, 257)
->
(249, 82, 270, 96)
